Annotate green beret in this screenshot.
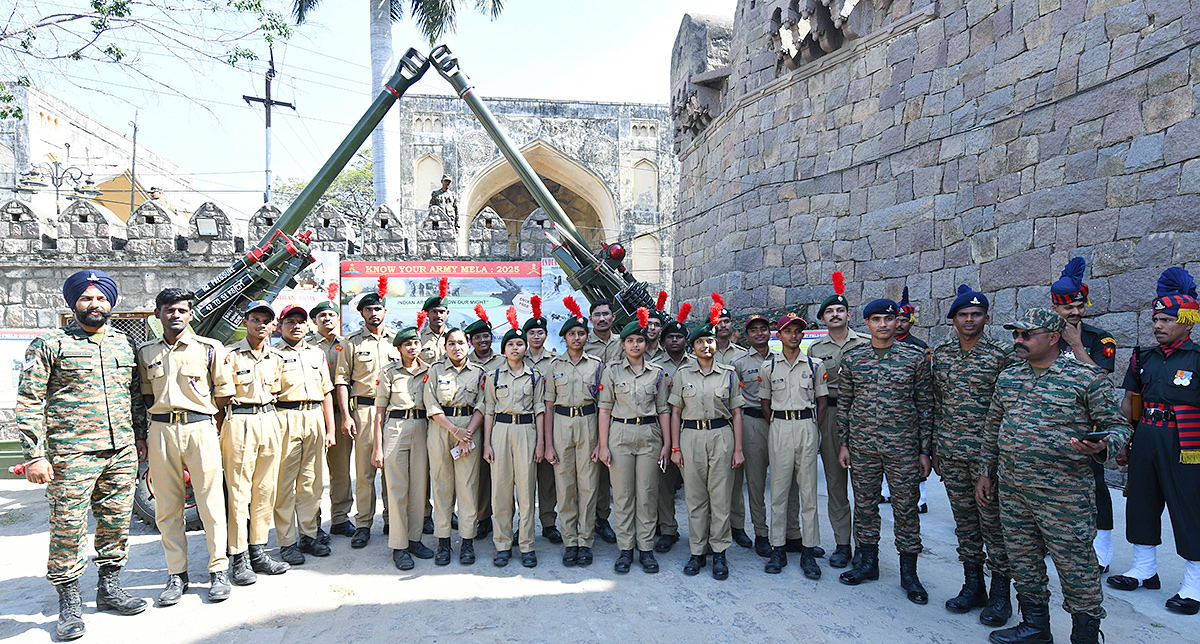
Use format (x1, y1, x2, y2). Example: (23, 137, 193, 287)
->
(393, 326, 419, 346)
(309, 301, 339, 317)
(687, 323, 716, 345)
(522, 316, 548, 332)
(817, 294, 849, 319)
(464, 319, 491, 338)
(357, 293, 384, 311)
(662, 320, 687, 338)
(646, 309, 666, 322)
(422, 295, 445, 311)
(559, 316, 588, 337)
(619, 320, 647, 340)
(501, 327, 526, 347)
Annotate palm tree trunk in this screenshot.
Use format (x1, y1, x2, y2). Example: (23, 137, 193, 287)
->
(369, 0, 395, 207)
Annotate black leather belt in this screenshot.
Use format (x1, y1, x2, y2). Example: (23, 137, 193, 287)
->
(355, 395, 377, 406)
(1143, 407, 1176, 422)
(444, 405, 475, 417)
(277, 400, 321, 411)
(495, 413, 534, 424)
(742, 407, 764, 419)
(388, 409, 427, 420)
(682, 418, 730, 430)
(613, 416, 657, 425)
(827, 397, 838, 408)
(773, 409, 814, 420)
(231, 403, 275, 415)
(150, 411, 213, 424)
(555, 404, 597, 417)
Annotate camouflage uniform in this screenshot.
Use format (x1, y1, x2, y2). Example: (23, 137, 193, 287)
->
(16, 324, 146, 585)
(838, 342, 933, 553)
(982, 354, 1131, 617)
(931, 334, 1015, 574)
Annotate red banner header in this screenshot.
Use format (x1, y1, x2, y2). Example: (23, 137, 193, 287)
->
(341, 261, 541, 277)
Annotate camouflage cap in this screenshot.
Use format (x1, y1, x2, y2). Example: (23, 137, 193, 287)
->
(1003, 308, 1065, 333)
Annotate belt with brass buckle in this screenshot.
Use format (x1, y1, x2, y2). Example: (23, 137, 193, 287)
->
(773, 409, 813, 420)
(388, 409, 427, 420)
(555, 404, 597, 417)
(444, 406, 474, 417)
(149, 411, 213, 424)
(613, 416, 657, 425)
(495, 413, 534, 424)
(230, 403, 275, 415)
(276, 400, 321, 411)
(682, 418, 730, 430)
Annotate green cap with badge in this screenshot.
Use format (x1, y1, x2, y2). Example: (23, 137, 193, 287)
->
(309, 301, 338, 318)
(393, 326, 419, 346)
(1003, 308, 1066, 333)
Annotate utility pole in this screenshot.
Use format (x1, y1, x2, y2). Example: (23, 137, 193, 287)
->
(128, 111, 138, 219)
(243, 45, 294, 204)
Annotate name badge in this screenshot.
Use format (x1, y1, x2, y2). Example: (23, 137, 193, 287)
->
(553, 372, 566, 379)
(357, 351, 372, 357)
(437, 377, 453, 386)
(235, 369, 251, 375)
(745, 368, 759, 376)
(283, 358, 298, 364)
(62, 350, 92, 358)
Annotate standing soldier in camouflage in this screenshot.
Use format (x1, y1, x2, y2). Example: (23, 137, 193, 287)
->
(885, 286, 929, 513)
(806, 271, 862, 569)
(654, 304, 691, 554)
(139, 288, 234, 605)
(837, 299, 933, 605)
(311, 301, 354, 540)
(979, 308, 1131, 644)
(932, 286, 1015, 626)
(429, 174, 459, 220)
(524, 296, 561, 544)
(585, 299, 620, 544)
(17, 270, 148, 640)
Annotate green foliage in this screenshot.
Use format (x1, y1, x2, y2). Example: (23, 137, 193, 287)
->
(275, 148, 375, 238)
(291, 0, 504, 44)
(0, 78, 31, 120)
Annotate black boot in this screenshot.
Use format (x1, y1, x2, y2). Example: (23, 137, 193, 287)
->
(731, 528, 753, 549)
(435, 538, 453, 566)
(55, 579, 85, 641)
(829, 544, 852, 569)
(839, 544, 879, 585)
(614, 549, 633, 574)
(899, 552, 928, 604)
(683, 554, 706, 575)
(1069, 613, 1102, 644)
(460, 538, 476, 565)
(799, 547, 822, 580)
(638, 550, 659, 573)
(279, 544, 306, 566)
(711, 551, 729, 580)
(988, 596, 1052, 644)
(393, 549, 414, 570)
(96, 565, 147, 615)
(764, 546, 788, 574)
(248, 544, 290, 575)
(946, 562, 988, 614)
(754, 535, 771, 557)
(157, 573, 188, 606)
(231, 552, 257, 586)
(980, 574, 1014, 627)
(208, 570, 231, 602)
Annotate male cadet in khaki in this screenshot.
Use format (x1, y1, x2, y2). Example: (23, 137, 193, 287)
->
(273, 304, 336, 566)
(644, 292, 669, 362)
(712, 294, 745, 367)
(223, 300, 289, 585)
(523, 296, 562, 544)
(419, 278, 451, 364)
(139, 288, 234, 605)
(584, 298, 620, 544)
(335, 290, 398, 548)
(17, 270, 147, 640)
(543, 296, 605, 566)
(654, 305, 692, 553)
(805, 271, 862, 569)
(466, 307, 503, 536)
(311, 300, 354, 539)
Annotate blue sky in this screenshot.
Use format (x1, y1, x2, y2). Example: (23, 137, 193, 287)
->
(29, 0, 735, 216)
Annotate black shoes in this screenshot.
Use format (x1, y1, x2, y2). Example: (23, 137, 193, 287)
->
(476, 517, 493, 537)
(330, 520, 355, 537)
(577, 546, 594, 567)
(899, 552, 928, 604)
(299, 534, 331, 557)
(946, 562, 988, 614)
(279, 545, 306, 566)
(542, 526, 563, 544)
(435, 538, 453, 566)
(799, 547, 822, 580)
(1070, 613, 1103, 644)
(158, 572, 188, 606)
(1106, 573, 1160, 591)
(231, 552, 257, 586)
(249, 544, 290, 575)
(988, 596, 1051, 644)
(614, 549, 633, 574)
(829, 544, 852, 569)
(839, 544, 879, 585)
(494, 548, 512, 567)
(563, 546, 579, 567)
(351, 527, 371, 548)
(393, 549, 414, 570)
(423, 516, 435, 535)
(784, 538, 805, 553)
(764, 546, 787, 574)
(408, 540, 435, 560)
(56, 579, 85, 641)
(711, 551, 729, 580)
(595, 519, 617, 544)
(980, 574, 1013, 627)
(382, 522, 389, 535)
(683, 555, 706, 576)
(208, 570, 231, 602)
(754, 535, 771, 558)
(654, 533, 679, 553)
(731, 528, 753, 549)
(460, 538, 476, 565)
(1166, 594, 1200, 615)
(638, 550, 659, 573)
(96, 565, 147, 615)
(521, 551, 538, 568)
(316, 527, 331, 545)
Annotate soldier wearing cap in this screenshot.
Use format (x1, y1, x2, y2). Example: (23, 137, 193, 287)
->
(523, 298, 560, 544)
(17, 270, 148, 639)
(759, 313, 828, 578)
(335, 292, 399, 548)
(653, 306, 692, 553)
(668, 313, 746, 580)
(222, 300, 289, 585)
(1049, 257, 1120, 573)
(806, 272, 863, 569)
(583, 298, 620, 545)
(980, 308, 1130, 644)
(430, 174, 459, 220)
(542, 299, 605, 566)
(310, 300, 355, 539)
(419, 281, 451, 365)
(837, 298, 933, 605)
(372, 326, 434, 570)
(465, 309, 501, 537)
(884, 286, 929, 514)
(138, 288, 235, 605)
(482, 311, 546, 568)
(713, 297, 746, 367)
(272, 305, 336, 566)
(645, 305, 667, 362)
(1108, 267, 1200, 617)
(932, 286, 1016, 625)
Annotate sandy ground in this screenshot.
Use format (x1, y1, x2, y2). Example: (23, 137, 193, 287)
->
(0, 471, 1192, 644)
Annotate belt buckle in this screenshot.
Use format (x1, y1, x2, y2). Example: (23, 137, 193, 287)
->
(788, 410, 799, 420)
(699, 419, 711, 430)
(170, 410, 185, 424)
(572, 406, 581, 418)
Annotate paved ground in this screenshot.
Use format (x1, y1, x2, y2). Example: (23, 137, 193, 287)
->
(0, 472, 1193, 644)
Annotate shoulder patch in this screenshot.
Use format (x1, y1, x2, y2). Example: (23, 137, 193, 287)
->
(1102, 346, 1115, 358)
(1100, 336, 1116, 346)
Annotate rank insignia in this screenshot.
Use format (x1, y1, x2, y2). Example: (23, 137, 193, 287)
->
(1102, 346, 1115, 358)
(1174, 371, 1193, 386)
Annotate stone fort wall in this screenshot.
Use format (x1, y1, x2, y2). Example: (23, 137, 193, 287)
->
(670, 0, 1200, 382)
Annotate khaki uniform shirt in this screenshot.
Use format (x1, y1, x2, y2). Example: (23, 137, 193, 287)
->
(484, 361, 546, 416)
(544, 352, 604, 407)
(715, 342, 746, 366)
(646, 343, 666, 364)
(139, 332, 234, 415)
(376, 359, 429, 411)
(598, 358, 671, 418)
(661, 353, 692, 398)
(418, 327, 447, 364)
(226, 339, 283, 405)
(668, 361, 746, 420)
(807, 328, 866, 399)
(585, 331, 622, 364)
(470, 352, 506, 373)
(334, 328, 398, 398)
(733, 348, 772, 407)
(526, 347, 557, 372)
(759, 351, 829, 411)
(424, 360, 486, 416)
(275, 339, 333, 403)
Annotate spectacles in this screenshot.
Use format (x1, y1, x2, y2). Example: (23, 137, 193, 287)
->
(1011, 329, 1053, 341)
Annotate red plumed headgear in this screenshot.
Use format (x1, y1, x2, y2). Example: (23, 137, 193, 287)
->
(438, 276, 449, 299)
(530, 295, 542, 320)
(377, 276, 388, 297)
(636, 306, 649, 328)
(416, 310, 427, 330)
(656, 291, 668, 311)
(474, 304, 490, 325)
(563, 296, 584, 322)
(833, 271, 845, 296)
(677, 303, 692, 323)
(506, 306, 520, 330)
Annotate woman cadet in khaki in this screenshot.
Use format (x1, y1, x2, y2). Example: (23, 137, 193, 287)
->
(371, 325, 432, 571)
(424, 326, 486, 566)
(597, 308, 672, 575)
(669, 304, 746, 580)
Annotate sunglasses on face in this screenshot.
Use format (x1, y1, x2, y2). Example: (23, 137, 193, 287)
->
(1011, 329, 1053, 341)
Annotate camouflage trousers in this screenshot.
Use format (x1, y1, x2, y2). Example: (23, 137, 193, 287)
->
(1000, 482, 1103, 618)
(941, 456, 1009, 575)
(46, 445, 137, 585)
(849, 440, 922, 554)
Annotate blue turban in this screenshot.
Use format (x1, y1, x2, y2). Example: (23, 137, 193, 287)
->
(1050, 257, 1089, 305)
(947, 284, 990, 319)
(1153, 267, 1199, 324)
(862, 298, 898, 318)
(63, 269, 118, 307)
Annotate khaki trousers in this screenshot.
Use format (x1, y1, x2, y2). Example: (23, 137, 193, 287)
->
(681, 427, 735, 555)
(325, 409, 354, 525)
(222, 411, 281, 554)
(537, 460, 557, 529)
(352, 405, 388, 528)
(609, 420, 662, 552)
(818, 403, 853, 545)
(490, 420, 537, 553)
(732, 413, 770, 536)
(274, 407, 325, 547)
(768, 415, 821, 548)
(552, 414, 599, 548)
(656, 461, 681, 536)
(148, 418, 227, 573)
(427, 414, 481, 539)
(382, 417, 429, 550)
